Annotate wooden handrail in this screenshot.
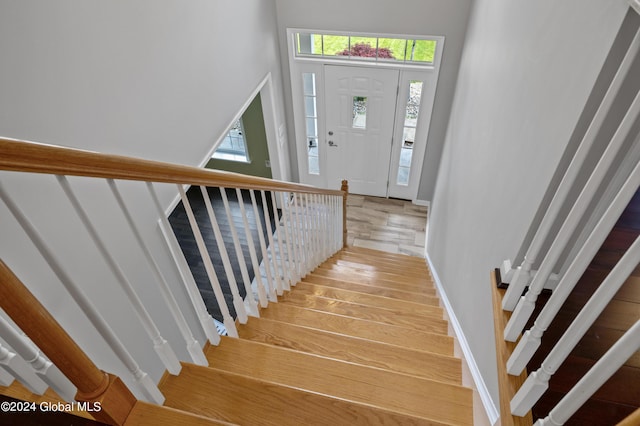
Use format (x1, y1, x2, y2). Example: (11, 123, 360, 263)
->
(491, 269, 533, 426)
(0, 259, 136, 425)
(0, 137, 343, 196)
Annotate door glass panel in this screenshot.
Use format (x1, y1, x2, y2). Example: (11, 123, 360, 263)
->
(303, 72, 320, 175)
(297, 33, 321, 56)
(352, 96, 367, 129)
(396, 81, 424, 185)
(405, 40, 437, 63)
(377, 38, 407, 62)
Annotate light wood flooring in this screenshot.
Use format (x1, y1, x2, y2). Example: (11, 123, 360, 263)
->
(346, 195, 428, 257)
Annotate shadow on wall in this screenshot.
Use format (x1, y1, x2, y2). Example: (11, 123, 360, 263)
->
(206, 93, 272, 179)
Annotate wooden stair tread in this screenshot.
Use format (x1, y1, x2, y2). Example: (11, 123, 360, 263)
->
(344, 246, 427, 264)
(204, 337, 473, 425)
(126, 401, 236, 425)
(259, 302, 452, 353)
(302, 274, 438, 302)
(335, 250, 429, 269)
(326, 256, 429, 278)
(280, 292, 448, 333)
(237, 316, 462, 384)
(160, 363, 440, 425)
(293, 281, 441, 309)
(318, 263, 431, 286)
(311, 268, 434, 295)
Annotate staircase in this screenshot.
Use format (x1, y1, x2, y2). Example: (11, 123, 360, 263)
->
(154, 246, 473, 425)
(0, 138, 473, 425)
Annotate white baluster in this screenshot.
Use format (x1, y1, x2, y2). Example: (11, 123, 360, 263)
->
(0, 366, 13, 386)
(288, 192, 304, 280)
(249, 190, 277, 302)
(510, 234, 640, 416)
(58, 176, 181, 374)
(261, 190, 283, 295)
(294, 193, 310, 275)
(504, 89, 640, 341)
(110, 180, 207, 367)
(219, 187, 259, 317)
(149, 183, 219, 348)
(177, 185, 238, 338)
(534, 320, 640, 426)
(0, 315, 76, 401)
(271, 191, 291, 291)
(502, 28, 640, 311)
(235, 188, 268, 307)
(0, 342, 47, 395)
(508, 160, 640, 374)
(311, 193, 321, 266)
(199, 186, 248, 324)
(279, 191, 299, 285)
(0, 182, 164, 403)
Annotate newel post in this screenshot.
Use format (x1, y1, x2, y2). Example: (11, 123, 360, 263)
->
(0, 259, 137, 426)
(341, 179, 349, 248)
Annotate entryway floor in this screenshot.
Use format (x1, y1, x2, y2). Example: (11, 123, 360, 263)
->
(346, 195, 427, 258)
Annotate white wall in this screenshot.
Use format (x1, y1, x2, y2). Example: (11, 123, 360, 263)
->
(427, 0, 629, 409)
(275, 0, 472, 200)
(0, 0, 287, 400)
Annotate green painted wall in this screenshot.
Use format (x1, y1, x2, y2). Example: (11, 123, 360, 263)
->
(206, 93, 272, 178)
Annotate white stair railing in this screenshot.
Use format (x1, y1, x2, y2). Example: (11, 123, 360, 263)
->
(510, 233, 640, 415)
(503, 65, 640, 342)
(199, 185, 249, 325)
(110, 180, 208, 366)
(0, 315, 76, 401)
(507, 158, 640, 375)
(501, 26, 640, 311)
(533, 319, 640, 426)
(178, 184, 239, 338)
(0, 181, 164, 404)
(0, 137, 346, 409)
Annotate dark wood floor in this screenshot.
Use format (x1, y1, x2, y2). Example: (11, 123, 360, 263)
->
(168, 186, 277, 322)
(529, 188, 640, 425)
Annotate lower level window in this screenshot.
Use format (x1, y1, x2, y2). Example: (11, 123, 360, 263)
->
(213, 119, 250, 163)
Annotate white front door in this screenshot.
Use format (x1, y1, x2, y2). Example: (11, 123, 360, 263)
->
(324, 65, 399, 197)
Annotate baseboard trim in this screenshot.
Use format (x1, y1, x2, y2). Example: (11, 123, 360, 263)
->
(412, 199, 430, 207)
(425, 252, 500, 426)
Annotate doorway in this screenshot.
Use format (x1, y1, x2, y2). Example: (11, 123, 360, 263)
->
(324, 65, 399, 197)
(288, 30, 443, 200)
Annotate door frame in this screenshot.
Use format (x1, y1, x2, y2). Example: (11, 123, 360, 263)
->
(287, 28, 445, 200)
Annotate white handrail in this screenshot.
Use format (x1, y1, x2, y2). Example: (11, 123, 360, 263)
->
(534, 319, 640, 426)
(504, 88, 640, 341)
(507, 152, 640, 374)
(59, 176, 182, 374)
(510, 234, 640, 416)
(502, 27, 640, 311)
(110, 180, 207, 367)
(0, 315, 76, 401)
(0, 182, 164, 404)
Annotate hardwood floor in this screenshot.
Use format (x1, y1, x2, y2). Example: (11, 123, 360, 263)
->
(346, 195, 428, 257)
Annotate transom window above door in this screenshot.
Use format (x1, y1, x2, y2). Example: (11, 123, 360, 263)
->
(294, 32, 438, 66)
